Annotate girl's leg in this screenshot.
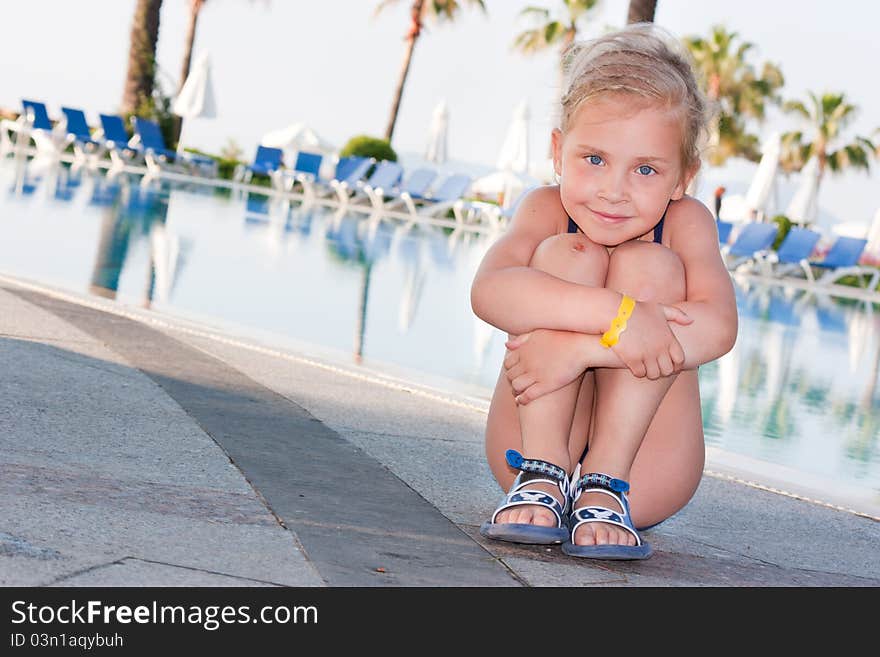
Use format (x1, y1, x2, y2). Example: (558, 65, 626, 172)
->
(485, 232, 608, 527)
(573, 240, 700, 546)
(628, 368, 704, 528)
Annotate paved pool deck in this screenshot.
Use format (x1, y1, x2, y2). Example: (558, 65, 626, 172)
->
(1, 275, 878, 587)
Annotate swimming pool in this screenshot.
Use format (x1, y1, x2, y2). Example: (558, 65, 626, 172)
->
(2, 158, 878, 515)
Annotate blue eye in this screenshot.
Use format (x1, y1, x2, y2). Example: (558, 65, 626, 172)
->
(637, 165, 656, 176)
(587, 155, 604, 165)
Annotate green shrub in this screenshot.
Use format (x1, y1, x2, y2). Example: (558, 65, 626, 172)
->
(836, 271, 880, 290)
(770, 214, 793, 250)
(215, 158, 242, 181)
(339, 135, 397, 162)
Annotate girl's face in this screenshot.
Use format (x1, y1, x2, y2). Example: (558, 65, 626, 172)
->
(552, 95, 693, 246)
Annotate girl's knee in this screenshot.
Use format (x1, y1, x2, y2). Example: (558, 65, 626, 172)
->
(530, 233, 609, 286)
(607, 241, 685, 303)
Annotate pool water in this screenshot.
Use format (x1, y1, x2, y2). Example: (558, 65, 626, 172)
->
(2, 159, 878, 511)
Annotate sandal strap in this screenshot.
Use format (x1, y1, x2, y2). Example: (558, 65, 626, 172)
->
(568, 472, 642, 546)
(569, 506, 642, 546)
(506, 449, 568, 486)
(490, 484, 566, 526)
(573, 472, 629, 497)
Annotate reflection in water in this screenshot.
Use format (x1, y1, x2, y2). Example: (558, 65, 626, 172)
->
(323, 208, 393, 363)
(88, 183, 171, 305)
(703, 277, 879, 488)
(1, 156, 878, 497)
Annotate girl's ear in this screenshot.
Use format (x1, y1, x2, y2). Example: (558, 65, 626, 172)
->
(551, 128, 563, 176)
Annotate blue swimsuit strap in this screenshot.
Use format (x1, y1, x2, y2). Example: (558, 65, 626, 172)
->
(568, 202, 670, 243)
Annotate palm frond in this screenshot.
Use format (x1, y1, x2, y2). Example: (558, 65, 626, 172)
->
(783, 100, 809, 119)
(519, 6, 550, 20)
(544, 20, 565, 44)
(373, 0, 399, 18)
(513, 27, 548, 53)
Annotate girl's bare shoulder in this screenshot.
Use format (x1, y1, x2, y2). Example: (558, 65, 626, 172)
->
(666, 195, 716, 240)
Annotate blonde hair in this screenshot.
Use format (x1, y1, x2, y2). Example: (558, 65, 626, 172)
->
(560, 23, 711, 173)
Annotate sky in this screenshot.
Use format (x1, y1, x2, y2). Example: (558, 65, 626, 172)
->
(2, 0, 879, 229)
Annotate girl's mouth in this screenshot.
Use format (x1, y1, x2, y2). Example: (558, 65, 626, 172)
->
(591, 208, 632, 222)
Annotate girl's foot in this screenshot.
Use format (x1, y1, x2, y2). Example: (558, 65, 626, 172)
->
(562, 470, 651, 559)
(570, 489, 637, 547)
(479, 451, 571, 545)
(493, 474, 565, 529)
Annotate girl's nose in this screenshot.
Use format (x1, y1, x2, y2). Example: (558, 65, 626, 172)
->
(597, 169, 628, 203)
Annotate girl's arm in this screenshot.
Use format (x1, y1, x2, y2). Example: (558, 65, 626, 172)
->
(504, 198, 738, 404)
(470, 186, 623, 336)
(665, 197, 739, 365)
(566, 198, 737, 370)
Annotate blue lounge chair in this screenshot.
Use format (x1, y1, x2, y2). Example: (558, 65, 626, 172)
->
(721, 222, 778, 270)
(318, 156, 373, 200)
(1, 100, 65, 155)
(391, 173, 472, 221)
(352, 160, 405, 210)
(288, 155, 373, 204)
(717, 219, 734, 245)
(400, 168, 438, 198)
(60, 107, 94, 144)
(277, 151, 324, 193)
(372, 167, 438, 213)
(804, 236, 879, 289)
(235, 145, 284, 184)
(753, 226, 822, 278)
(363, 167, 433, 217)
(132, 116, 216, 176)
(60, 107, 104, 167)
(22, 100, 54, 132)
(98, 113, 143, 172)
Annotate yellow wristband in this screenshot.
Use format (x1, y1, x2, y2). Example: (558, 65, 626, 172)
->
(600, 294, 636, 348)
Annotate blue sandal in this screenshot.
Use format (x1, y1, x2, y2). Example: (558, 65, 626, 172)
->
(561, 469, 652, 560)
(480, 450, 571, 545)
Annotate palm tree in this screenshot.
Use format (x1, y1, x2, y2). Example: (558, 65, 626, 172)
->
(626, 0, 656, 23)
(512, 0, 600, 75)
(684, 26, 784, 166)
(779, 92, 876, 186)
(121, 0, 164, 115)
(375, 0, 487, 143)
(171, 0, 207, 144)
(512, 1, 600, 154)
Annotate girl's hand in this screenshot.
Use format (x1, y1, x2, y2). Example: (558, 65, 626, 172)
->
(611, 301, 692, 379)
(503, 329, 588, 405)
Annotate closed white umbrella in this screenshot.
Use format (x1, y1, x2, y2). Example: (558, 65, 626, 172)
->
(496, 99, 530, 174)
(425, 99, 448, 164)
(785, 156, 821, 226)
(172, 51, 216, 155)
(744, 131, 781, 219)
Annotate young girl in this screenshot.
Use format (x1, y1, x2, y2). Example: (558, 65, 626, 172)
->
(471, 24, 737, 560)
